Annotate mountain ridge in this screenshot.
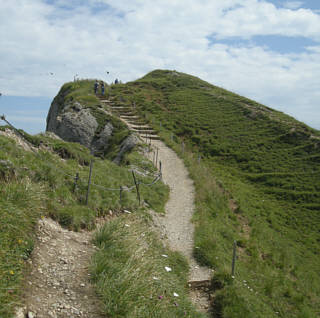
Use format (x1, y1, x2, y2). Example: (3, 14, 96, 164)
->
(105, 69, 320, 317)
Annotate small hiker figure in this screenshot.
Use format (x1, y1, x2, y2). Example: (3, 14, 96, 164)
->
(114, 78, 119, 84)
(94, 80, 99, 94)
(101, 81, 105, 95)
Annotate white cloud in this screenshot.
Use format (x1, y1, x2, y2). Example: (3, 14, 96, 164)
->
(283, 1, 304, 10)
(0, 0, 320, 129)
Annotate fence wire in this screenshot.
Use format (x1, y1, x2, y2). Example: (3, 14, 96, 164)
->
(1, 115, 163, 196)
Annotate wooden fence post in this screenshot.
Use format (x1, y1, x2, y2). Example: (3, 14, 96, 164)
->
(155, 147, 159, 168)
(132, 171, 140, 205)
(86, 158, 93, 205)
(231, 241, 237, 277)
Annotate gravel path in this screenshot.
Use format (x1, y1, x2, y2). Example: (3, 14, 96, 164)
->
(15, 135, 211, 316)
(16, 218, 105, 318)
(148, 140, 211, 282)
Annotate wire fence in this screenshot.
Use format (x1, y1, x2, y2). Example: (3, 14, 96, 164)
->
(0, 114, 163, 206)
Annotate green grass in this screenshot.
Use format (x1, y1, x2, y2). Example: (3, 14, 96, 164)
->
(2, 69, 320, 317)
(106, 69, 320, 317)
(91, 213, 206, 318)
(0, 131, 169, 317)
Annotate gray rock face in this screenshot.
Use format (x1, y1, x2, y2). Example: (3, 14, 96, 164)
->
(47, 101, 98, 148)
(46, 89, 134, 162)
(91, 122, 113, 154)
(113, 134, 139, 164)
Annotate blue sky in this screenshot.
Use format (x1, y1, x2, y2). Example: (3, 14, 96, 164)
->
(0, 96, 51, 134)
(1, 0, 320, 133)
(208, 35, 317, 54)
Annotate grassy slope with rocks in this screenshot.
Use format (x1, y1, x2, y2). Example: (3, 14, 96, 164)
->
(0, 127, 171, 317)
(1, 78, 205, 318)
(107, 70, 320, 318)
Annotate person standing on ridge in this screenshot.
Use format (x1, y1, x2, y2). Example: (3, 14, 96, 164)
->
(101, 81, 105, 95)
(94, 80, 99, 94)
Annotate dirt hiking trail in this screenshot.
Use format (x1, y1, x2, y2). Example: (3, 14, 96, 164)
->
(148, 140, 212, 310)
(16, 218, 105, 318)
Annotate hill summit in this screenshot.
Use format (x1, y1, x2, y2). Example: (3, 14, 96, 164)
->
(97, 69, 320, 317)
(42, 69, 320, 317)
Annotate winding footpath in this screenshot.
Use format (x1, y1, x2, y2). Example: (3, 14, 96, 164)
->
(104, 97, 213, 311)
(147, 140, 212, 310)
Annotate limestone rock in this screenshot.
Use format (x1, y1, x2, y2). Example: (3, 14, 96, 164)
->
(46, 84, 134, 162)
(91, 122, 113, 154)
(113, 134, 139, 164)
(46, 101, 98, 148)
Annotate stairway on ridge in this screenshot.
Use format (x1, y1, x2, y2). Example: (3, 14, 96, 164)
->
(100, 97, 160, 141)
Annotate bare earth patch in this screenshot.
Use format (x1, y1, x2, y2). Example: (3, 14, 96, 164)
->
(16, 218, 105, 318)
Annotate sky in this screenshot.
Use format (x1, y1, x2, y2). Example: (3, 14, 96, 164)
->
(0, 0, 320, 134)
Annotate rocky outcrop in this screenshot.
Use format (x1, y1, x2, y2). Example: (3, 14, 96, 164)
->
(113, 134, 140, 164)
(46, 85, 136, 161)
(91, 122, 113, 154)
(47, 101, 99, 148)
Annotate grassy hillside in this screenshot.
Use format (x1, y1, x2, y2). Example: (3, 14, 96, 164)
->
(106, 70, 320, 318)
(0, 128, 173, 317)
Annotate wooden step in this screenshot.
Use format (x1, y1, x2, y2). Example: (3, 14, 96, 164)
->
(121, 115, 140, 119)
(145, 135, 160, 140)
(125, 118, 148, 124)
(133, 130, 158, 135)
(131, 126, 153, 130)
(111, 106, 130, 110)
(187, 280, 211, 289)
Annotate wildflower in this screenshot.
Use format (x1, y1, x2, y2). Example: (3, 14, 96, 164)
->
(18, 239, 22, 244)
(9, 270, 14, 275)
(158, 295, 163, 300)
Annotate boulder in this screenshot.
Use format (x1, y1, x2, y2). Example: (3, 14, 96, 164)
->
(47, 101, 98, 148)
(46, 84, 134, 162)
(113, 134, 139, 164)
